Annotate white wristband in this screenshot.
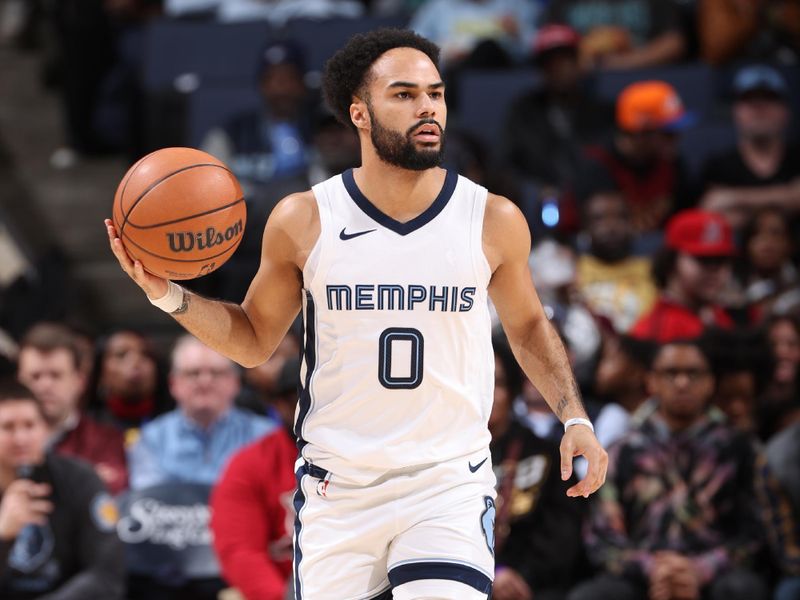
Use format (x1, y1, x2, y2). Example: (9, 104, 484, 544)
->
(148, 281, 185, 313)
(564, 417, 594, 433)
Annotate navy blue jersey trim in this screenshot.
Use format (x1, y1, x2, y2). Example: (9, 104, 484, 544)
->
(342, 168, 458, 236)
(292, 464, 308, 600)
(367, 587, 392, 600)
(294, 290, 316, 449)
(388, 561, 492, 594)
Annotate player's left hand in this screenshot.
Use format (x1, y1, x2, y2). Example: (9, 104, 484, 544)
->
(560, 424, 608, 497)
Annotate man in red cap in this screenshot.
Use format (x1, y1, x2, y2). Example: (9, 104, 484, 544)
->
(630, 209, 736, 342)
(582, 81, 694, 240)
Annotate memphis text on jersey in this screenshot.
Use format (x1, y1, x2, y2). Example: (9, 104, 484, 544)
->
(325, 284, 477, 312)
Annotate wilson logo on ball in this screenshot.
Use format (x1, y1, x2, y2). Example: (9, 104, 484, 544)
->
(166, 220, 243, 253)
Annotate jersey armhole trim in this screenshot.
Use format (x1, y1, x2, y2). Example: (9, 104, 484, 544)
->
(470, 183, 492, 287)
(303, 182, 331, 289)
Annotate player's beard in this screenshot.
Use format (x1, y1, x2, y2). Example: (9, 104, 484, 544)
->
(367, 105, 445, 171)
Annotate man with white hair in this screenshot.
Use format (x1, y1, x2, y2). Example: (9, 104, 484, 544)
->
(128, 335, 275, 490)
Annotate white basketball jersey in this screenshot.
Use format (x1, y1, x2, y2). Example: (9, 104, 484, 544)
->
(297, 169, 494, 484)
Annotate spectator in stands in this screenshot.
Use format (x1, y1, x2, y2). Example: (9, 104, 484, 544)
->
(217, 0, 364, 25)
(591, 333, 653, 449)
(698, 0, 800, 66)
(163, 0, 365, 22)
(498, 25, 614, 207)
(582, 81, 694, 237)
(242, 329, 300, 414)
(307, 106, 361, 186)
(66, 322, 96, 385)
(128, 335, 274, 489)
(490, 339, 584, 600)
(202, 39, 313, 195)
(90, 329, 169, 431)
(759, 313, 800, 438)
(570, 338, 768, 600)
(210, 421, 297, 600)
(766, 313, 800, 395)
(17, 322, 128, 495)
(0, 379, 125, 599)
(44, 0, 117, 168)
(733, 208, 800, 320)
(765, 420, 800, 600)
(544, 0, 686, 69)
(705, 326, 773, 436)
(575, 188, 657, 333)
(409, 0, 541, 68)
(630, 210, 736, 342)
(700, 65, 800, 229)
(527, 239, 602, 389)
(268, 356, 300, 433)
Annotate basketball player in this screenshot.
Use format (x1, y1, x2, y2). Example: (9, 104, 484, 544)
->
(105, 29, 607, 600)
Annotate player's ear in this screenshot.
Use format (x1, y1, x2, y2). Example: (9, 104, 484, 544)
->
(350, 97, 369, 131)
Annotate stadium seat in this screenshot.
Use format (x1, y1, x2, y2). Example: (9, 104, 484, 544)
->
(678, 121, 737, 177)
(284, 15, 409, 74)
(455, 69, 541, 146)
(186, 85, 262, 147)
(142, 19, 274, 91)
(590, 63, 716, 118)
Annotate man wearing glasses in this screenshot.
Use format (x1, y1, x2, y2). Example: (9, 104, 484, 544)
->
(128, 335, 275, 489)
(570, 338, 768, 600)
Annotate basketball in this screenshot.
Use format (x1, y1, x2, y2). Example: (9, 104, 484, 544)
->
(112, 147, 246, 280)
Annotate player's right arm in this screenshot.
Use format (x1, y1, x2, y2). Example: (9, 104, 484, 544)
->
(105, 191, 318, 368)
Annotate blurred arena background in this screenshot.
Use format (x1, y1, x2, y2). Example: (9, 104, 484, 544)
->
(0, 1, 799, 600)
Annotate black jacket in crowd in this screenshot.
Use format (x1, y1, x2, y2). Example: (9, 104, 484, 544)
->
(0, 453, 125, 600)
(491, 420, 588, 593)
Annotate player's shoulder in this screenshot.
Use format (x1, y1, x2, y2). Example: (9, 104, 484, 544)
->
(269, 190, 318, 227)
(484, 192, 528, 236)
(265, 189, 320, 246)
(482, 193, 531, 269)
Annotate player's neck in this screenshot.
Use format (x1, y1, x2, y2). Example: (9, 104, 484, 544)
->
(354, 157, 446, 221)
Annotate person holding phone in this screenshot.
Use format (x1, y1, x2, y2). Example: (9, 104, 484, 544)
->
(0, 379, 124, 600)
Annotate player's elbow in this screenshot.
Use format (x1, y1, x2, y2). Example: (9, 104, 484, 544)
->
(234, 352, 270, 369)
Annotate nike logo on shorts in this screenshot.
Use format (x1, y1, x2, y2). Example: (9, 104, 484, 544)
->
(468, 457, 488, 473)
(339, 227, 376, 241)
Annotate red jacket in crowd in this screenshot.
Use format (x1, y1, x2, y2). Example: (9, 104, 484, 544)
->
(211, 425, 297, 600)
(53, 414, 129, 494)
(630, 296, 733, 342)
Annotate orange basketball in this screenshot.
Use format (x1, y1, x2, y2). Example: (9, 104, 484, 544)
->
(112, 147, 246, 280)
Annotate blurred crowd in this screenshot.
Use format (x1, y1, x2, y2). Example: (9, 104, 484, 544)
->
(1, 0, 800, 599)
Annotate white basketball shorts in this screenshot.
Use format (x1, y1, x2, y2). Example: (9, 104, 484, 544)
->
(292, 447, 497, 599)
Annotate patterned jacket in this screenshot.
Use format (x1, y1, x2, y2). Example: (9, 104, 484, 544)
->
(585, 399, 764, 585)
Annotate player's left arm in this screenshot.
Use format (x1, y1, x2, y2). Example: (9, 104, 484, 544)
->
(485, 193, 607, 498)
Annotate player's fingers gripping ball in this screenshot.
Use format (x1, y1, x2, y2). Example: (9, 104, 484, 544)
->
(112, 147, 246, 280)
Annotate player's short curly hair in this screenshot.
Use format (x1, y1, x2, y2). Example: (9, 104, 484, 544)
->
(322, 28, 441, 128)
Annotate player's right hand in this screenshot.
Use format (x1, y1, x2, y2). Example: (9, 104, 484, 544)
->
(0, 480, 53, 540)
(105, 218, 169, 300)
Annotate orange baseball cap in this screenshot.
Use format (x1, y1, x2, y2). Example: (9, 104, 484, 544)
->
(616, 81, 695, 133)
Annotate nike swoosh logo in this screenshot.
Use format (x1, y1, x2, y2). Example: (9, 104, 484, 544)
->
(339, 227, 376, 241)
(468, 457, 488, 473)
